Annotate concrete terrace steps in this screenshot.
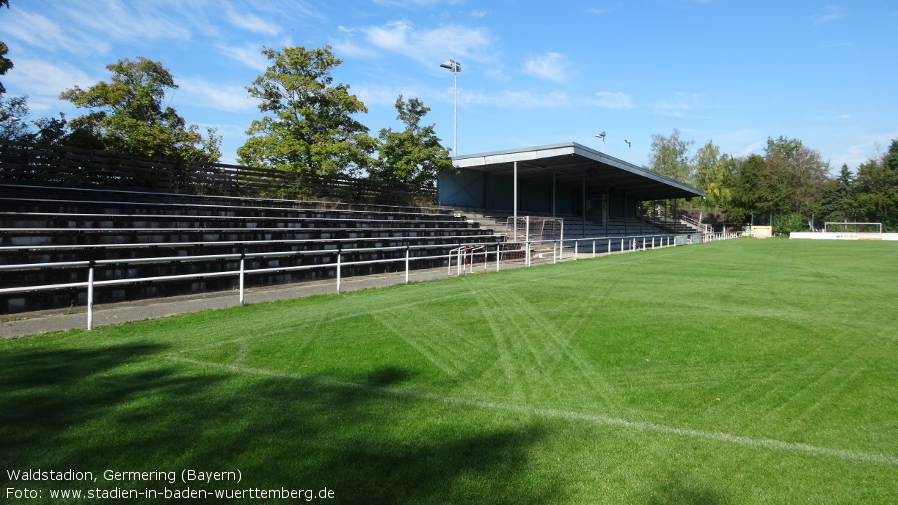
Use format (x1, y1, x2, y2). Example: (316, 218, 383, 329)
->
(453, 209, 670, 239)
(0, 183, 445, 216)
(1, 212, 479, 230)
(0, 184, 500, 314)
(1, 233, 502, 265)
(1, 227, 496, 248)
(0, 197, 456, 222)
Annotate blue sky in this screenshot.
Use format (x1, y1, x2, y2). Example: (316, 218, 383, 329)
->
(2, 0, 896, 171)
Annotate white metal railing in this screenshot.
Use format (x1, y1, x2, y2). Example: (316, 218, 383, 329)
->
(448, 245, 488, 276)
(678, 215, 711, 234)
(1, 231, 740, 331)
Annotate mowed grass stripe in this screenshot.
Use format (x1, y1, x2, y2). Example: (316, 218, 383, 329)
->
(4, 238, 898, 503)
(166, 354, 898, 467)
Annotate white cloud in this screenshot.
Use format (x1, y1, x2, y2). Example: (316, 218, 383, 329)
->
(523, 52, 568, 83)
(224, 9, 281, 36)
(460, 89, 572, 109)
(0, 0, 197, 57)
(811, 6, 844, 24)
(649, 92, 704, 117)
(374, 0, 464, 7)
(358, 20, 493, 66)
(3, 58, 96, 99)
(62, 0, 195, 47)
(0, 11, 99, 54)
(177, 77, 255, 113)
(217, 44, 269, 72)
(591, 91, 634, 109)
(735, 140, 765, 158)
(833, 132, 898, 169)
(353, 84, 428, 107)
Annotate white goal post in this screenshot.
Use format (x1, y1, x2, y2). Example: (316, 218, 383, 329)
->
(792, 222, 885, 240)
(823, 222, 882, 234)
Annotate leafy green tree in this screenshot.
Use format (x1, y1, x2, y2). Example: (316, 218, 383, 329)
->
(0, 0, 11, 95)
(0, 0, 30, 142)
(648, 128, 695, 184)
(690, 140, 735, 215)
(370, 95, 452, 188)
(238, 45, 375, 176)
(853, 140, 898, 230)
(59, 57, 221, 164)
(818, 164, 857, 225)
(0, 94, 30, 141)
(729, 153, 789, 223)
(764, 136, 830, 216)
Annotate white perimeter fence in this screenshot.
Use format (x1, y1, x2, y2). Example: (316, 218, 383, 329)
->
(1, 231, 738, 331)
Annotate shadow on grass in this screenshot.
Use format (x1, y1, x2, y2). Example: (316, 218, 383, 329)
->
(646, 471, 731, 505)
(0, 342, 557, 504)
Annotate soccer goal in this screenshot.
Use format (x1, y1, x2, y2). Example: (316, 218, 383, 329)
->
(504, 216, 564, 263)
(823, 222, 883, 240)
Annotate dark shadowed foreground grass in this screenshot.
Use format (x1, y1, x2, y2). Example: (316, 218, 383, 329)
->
(2, 238, 897, 504)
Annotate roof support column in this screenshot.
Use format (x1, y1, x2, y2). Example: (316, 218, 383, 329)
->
(513, 161, 518, 241)
(552, 171, 557, 217)
(604, 189, 609, 236)
(623, 190, 628, 236)
(582, 178, 586, 238)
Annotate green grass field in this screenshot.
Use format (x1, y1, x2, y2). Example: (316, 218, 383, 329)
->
(3, 238, 897, 504)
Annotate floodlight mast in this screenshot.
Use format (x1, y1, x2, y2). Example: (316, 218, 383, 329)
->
(440, 59, 461, 155)
(595, 131, 606, 153)
(624, 139, 632, 162)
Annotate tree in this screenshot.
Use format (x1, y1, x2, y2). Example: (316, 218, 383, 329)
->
(853, 140, 898, 230)
(818, 164, 857, 225)
(0, 94, 30, 141)
(0, 0, 11, 96)
(59, 57, 220, 164)
(764, 136, 830, 216)
(370, 95, 452, 188)
(0, 0, 29, 142)
(648, 128, 695, 184)
(729, 153, 790, 224)
(690, 140, 735, 214)
(238, 45, 375, 176)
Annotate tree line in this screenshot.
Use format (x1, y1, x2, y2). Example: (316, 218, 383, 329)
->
(0, 8, 450, 191)
(2, 1, 893, 228)
(647, 129, 898, 233)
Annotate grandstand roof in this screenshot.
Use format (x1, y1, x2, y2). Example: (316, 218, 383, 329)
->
(452, 142, 703, 200)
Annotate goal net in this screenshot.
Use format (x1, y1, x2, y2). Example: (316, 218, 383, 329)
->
(823, 222, 883, 239)
(504, 216, 563, 261)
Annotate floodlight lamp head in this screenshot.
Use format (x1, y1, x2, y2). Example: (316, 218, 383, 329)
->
(596, 131, 606, 139)
(440, 60, 461, 72)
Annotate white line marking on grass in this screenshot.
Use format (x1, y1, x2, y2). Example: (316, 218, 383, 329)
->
(167, 355, 898, 467)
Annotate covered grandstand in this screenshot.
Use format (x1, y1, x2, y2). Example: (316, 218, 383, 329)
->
(438, 142, 704, 237)
(1, 141, 720, 320)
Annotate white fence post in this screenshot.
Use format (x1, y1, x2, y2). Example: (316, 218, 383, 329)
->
(87, 262, 95, 331)
(239, 254, 246, 305)
(336, 250, 342, 294)
(405, 246, 410, 283)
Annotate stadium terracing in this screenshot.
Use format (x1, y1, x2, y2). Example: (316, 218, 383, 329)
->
(1, 141, 710, 320)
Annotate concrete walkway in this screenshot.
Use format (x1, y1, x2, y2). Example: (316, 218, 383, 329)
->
(1, 258, 544, 339)
(1, 267, 461, 339)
